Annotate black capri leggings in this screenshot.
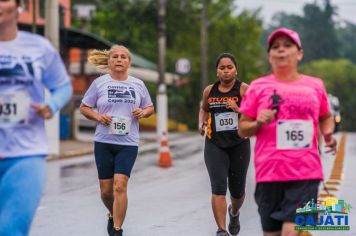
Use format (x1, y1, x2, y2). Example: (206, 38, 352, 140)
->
(204, 138, 250, 198)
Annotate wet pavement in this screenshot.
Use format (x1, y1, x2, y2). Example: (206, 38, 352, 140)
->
(30, 132, 356, 236)
(53, 131, 184, 160)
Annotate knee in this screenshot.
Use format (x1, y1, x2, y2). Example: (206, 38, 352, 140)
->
(229, 185, 245, 199)
(211, 185, 227, 196)
(113, 181, 127, 196)
(230, 191, 245, 200)
(100, 190, 113, 201)
(228, 178, 246, 199)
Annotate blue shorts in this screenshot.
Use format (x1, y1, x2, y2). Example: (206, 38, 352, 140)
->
(94, 141, 138, 179)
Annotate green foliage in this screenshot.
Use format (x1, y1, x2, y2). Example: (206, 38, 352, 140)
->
(268, 0, 340, 63)
(301, 59, 356, 131)
(337, 22, 356, 64)
(87, 0, 157, 60)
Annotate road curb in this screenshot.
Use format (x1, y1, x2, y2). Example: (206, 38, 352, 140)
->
(46, 132, 199, 162)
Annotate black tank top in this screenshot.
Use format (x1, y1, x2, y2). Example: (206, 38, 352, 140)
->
(206, 80, 246, 148)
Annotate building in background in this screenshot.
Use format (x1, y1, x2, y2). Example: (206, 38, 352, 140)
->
(18, 0, 71, 28)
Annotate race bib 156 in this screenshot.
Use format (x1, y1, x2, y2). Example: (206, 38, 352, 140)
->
(110, 116, 131, 135)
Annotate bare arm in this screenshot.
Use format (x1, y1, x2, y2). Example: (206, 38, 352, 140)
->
(198, 109, 209, 136)
(319, 112, 337, 154)
(198, 85, 212, 136)
(240, 82, 249, 96)
(238, 109, 276, 138)
(238, 114, 260, 138)
(226, 82, 249, 113)
(79, 103, 112, 126)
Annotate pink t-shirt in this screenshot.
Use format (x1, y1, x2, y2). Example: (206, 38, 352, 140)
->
(240, 74, 330, 183)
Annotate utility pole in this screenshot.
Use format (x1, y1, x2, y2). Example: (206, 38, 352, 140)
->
(32, 0, 37, 33)
(200, 1, 233, 92)
(200, 0, 208, 92)
(157, 0, 167, 137)
(45, 0, 59, 49)
(45, 0, 60, 155)
(157, 0, 172, 167)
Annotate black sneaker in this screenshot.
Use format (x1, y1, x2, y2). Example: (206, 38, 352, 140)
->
(107, 214, 113, 236)
(228, 205, 240, 235)
(113, 228, 123, 236)
(216, 229, 230, 236)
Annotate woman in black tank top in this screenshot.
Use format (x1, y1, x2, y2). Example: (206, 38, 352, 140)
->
(198, 53, 251, 236)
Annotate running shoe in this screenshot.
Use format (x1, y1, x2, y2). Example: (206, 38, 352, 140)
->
(216, 229, 230, 236)
(112, 228, 123, 236)
(107, 213, 113, 236)
(228, 205, 240, 235)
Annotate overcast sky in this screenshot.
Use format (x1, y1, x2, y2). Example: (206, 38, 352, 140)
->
(234, 0, 356, 26)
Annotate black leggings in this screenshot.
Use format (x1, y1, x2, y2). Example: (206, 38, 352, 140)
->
(204, 138, 250, 198)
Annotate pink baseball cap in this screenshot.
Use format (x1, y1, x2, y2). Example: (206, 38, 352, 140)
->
(267, 28, 302, 50)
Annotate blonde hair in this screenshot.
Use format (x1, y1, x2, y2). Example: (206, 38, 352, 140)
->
(88, 45, 131, 72)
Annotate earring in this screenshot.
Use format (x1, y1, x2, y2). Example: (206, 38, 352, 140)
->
(17, 7, 24, 14)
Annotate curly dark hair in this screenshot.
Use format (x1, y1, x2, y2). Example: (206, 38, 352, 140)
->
(215, 52, 238, 69)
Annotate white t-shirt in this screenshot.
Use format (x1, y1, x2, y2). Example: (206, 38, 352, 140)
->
(82, 74, 153, 146)
(0, 31, 70, 158)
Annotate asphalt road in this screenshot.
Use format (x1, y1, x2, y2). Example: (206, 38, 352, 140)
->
(30, 132, 356, 236)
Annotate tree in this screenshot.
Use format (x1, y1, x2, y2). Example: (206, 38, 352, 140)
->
(301, 59, 356, 131)
(337, 22, 356, 64)
(267, 0, 340, 63)
(208, 0, 264, 84)
(86, 0, 157, 60)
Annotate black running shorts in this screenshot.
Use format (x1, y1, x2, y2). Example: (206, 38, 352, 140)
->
(254, 180, 320, 232)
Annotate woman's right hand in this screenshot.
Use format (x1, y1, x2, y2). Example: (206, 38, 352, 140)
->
(198, 121, 207, 136)
(96, 114, 112, 126)
(256, 109, 276, 126)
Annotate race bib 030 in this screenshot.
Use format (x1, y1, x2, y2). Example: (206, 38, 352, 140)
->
(215, 112, 238, 132)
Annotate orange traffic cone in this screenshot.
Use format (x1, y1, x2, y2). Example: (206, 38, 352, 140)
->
(158, 132, 172, 167)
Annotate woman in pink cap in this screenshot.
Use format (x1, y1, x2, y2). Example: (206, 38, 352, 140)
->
(238, 28, 337, 236)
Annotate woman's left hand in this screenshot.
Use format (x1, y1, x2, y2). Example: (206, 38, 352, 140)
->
(32, 103, 52, 119)
(132, 108, 145, 119)
(324, 135, 337, 155)
(226, 100, 240, 113)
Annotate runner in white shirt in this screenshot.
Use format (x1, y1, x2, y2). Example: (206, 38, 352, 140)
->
(80, 45, 154, 236)
(0, 1, 72, 235)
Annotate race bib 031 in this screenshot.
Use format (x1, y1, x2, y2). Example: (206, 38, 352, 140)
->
(0, 91, 30, 127)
